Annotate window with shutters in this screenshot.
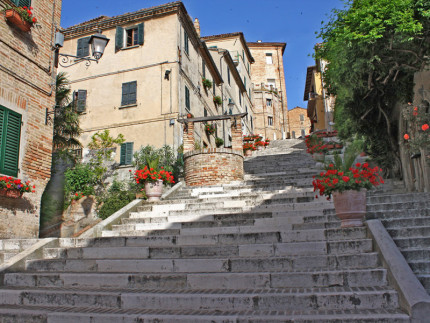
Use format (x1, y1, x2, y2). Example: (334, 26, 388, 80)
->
(266, 99, 272, 107)
(120, 142, 133, 165)
(266, 53, 273, 64)
(77, 37, 90, 58)
(0, 105, 22, 177)
(268, 116, 273, 126)
(202, 61, 206, 78)
(74, 90, 87, 112)
(301, 129, 305, 137)
(11, 0, 31, 7)
(300, 114, 304, 121)
(227, 67, 230, 85)
(185, 86, 190, 112)
(115, 23, 144, 51)
(126, 28, 138, 47)
(184, 30, 189, 55)
(121, 81, 137, 106)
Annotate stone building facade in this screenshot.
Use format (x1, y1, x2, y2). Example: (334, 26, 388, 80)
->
(248, 41, 288, 139)
(0, 0, 62, 238)
(288, 107, 311, 139)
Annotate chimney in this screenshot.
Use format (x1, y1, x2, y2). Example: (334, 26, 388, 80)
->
(194, 18, 200, 37)
(257, 40, 262, 43)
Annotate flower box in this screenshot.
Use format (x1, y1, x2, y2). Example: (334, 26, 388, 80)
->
(0, 188, 23, 199)
(4, 9, 32, 32)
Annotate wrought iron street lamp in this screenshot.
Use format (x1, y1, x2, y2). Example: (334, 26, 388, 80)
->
(53, 31, 110, 68)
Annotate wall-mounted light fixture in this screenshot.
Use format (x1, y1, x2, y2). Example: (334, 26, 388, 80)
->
(164, 70, 171, 80)
(169, 119, 175, 126)
(54, 30, 110, 68)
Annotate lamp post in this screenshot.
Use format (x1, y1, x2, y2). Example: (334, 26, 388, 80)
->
(53, 31, 110, 68)
(46, 31, 110, 124)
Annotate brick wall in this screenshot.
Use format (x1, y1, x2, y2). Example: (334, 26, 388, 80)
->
(183, 118, 244, 186)
(184, 148, 244, 186)
(288, 107, 311, 139)
(0, 0, 62, 238)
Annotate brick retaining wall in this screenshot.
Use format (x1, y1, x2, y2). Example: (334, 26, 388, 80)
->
(184, 148, 244, 186)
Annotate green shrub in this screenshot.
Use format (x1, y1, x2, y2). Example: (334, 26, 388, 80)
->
(97, 181, 137, 220)
(64, 163, 96, 197)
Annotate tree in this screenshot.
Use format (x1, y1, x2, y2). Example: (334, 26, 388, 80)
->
(53, 72, 82, 162)
(316, 0, 430, 176)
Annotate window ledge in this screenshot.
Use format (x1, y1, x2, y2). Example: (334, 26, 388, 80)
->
(118, 164, 133, 169)
(121, 45, 140, 51)
(119, 103, 137, 109)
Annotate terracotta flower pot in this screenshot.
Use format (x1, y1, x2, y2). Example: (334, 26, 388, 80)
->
(0, 188, 23, 199)
(4, 9, 32, 32)
(313, 153, 325, 162)
(332, 190, 366, 227)
(144, 179, 163, 201)
(244, 149, 252, 157)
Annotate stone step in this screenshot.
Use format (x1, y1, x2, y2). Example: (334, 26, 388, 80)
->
(394, 236, 430, 249)
(0, 286, 398, 312)
(400, 248, 430, 262)
(388, 226, 430, 238)
(417, 274, 430, 292)
(0, 304, 410, 323)
(380, 216, 430, 229)
(408, 260, 430, 274)
(367, 192, 430, 204)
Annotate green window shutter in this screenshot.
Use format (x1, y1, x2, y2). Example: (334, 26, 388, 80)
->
(0, 106, 21, 177)
(12, 0, 31, 7)
(128, 81, 137, 105)
(125, 142, 133, 165)
(185, 86, 190, 111)
(76, 90, 87, 112)
(77, 37, 90, 58)
(137, 23, 144, 45)
(121, 82, 129, 106)
(212, 81, 215, 95)
(202, 61, 206, 78)
(184, 30, 189, 55)
(227, 67, 230, 85)
(120, 142, 134, 165)
(115, 26, 124, 52)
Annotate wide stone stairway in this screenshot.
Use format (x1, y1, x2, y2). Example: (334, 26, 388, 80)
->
(0, 139, 416, 322)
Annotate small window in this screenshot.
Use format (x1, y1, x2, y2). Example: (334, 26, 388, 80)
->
(121, 81, 137, 106)
(11, 0, 31, 6)
(267, 78, 276, 87)
(120, 142, 133, 165)
(213, 80, 215, 95)
(266, 53, 273, 64)
(0, 105, 22, 177)
(74, 90, 87, 112)
(250, 116, 253, 130)
(77, 37, 90, 58)
(244, 76, 246, 88)
(301, 129, 306, 137)
(185, 86, 190, 112)
(247, 63, 250, 74)
(300, 114, 304, 121)
(268, 116, 273, 126)
(292, 131, 296, 138)
(202, 61, 206, 78)
(184, 30, 189, 55)
(227, 67, 230, 85)
(266, 99, 272, 107)
(204, 108, 208, 117)
(239, 92, 242, 106)
(126, 28, 138, 47)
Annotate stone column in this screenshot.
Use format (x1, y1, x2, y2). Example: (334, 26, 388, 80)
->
(231, 116, 243, 152)
(183, 121, 195, 153)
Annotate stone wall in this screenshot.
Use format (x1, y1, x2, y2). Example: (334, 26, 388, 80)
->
(0, 0, 62, 238)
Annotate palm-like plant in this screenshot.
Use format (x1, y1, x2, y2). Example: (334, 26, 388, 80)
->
(54, 72, 82, 162)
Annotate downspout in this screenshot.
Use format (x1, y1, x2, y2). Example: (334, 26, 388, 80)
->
(276, 48, 286, 138)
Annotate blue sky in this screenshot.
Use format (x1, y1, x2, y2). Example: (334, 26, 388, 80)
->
(61, 0, 345, 110)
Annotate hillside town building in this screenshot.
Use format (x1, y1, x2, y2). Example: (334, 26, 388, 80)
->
(288, 106, 311, 138)
(0, 0, 62, 238)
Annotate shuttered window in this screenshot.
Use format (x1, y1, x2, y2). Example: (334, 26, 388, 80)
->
(0, 106, 22, 177)
(11, 0, 31, 7)
(227, 67, 230, 85)
(115, 26, 124, 52)
(184, 30, 189, 55)
(77, 37, 90, 57)
(74, 90, 87, 112)
(116, 23, 144, 51)
(121, 81, 137, 106)
(185, 86, 190, 112)
(120, 142, 133, 165)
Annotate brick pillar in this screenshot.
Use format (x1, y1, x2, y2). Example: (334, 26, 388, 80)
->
(231, 116, 243, 152)
(183, 121, 195, 153)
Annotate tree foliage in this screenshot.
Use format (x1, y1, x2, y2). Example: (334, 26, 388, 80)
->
(53, 72, 82, 163)
(316, 0, 430, 175)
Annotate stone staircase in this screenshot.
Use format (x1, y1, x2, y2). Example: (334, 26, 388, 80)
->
(0, 239, 39, 265)
(0, 139, 412, 322)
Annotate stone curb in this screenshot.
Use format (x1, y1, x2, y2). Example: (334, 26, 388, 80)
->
(366, 219, 430, 322)
(161, 181, 184, 200)
(79, 199, 143, 238)
(0, 238, 57, 284)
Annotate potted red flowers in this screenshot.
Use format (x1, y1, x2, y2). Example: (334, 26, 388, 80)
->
(243, 142, 256, 156)
(312, 151, 384, 227)
(0, 176, 35, 198)
(134, 158, 175, 201)
(3, 5, 38, 32)
(204, 123, 216, 135)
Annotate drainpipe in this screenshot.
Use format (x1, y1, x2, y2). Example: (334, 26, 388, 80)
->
(276, 48, 286, 139)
